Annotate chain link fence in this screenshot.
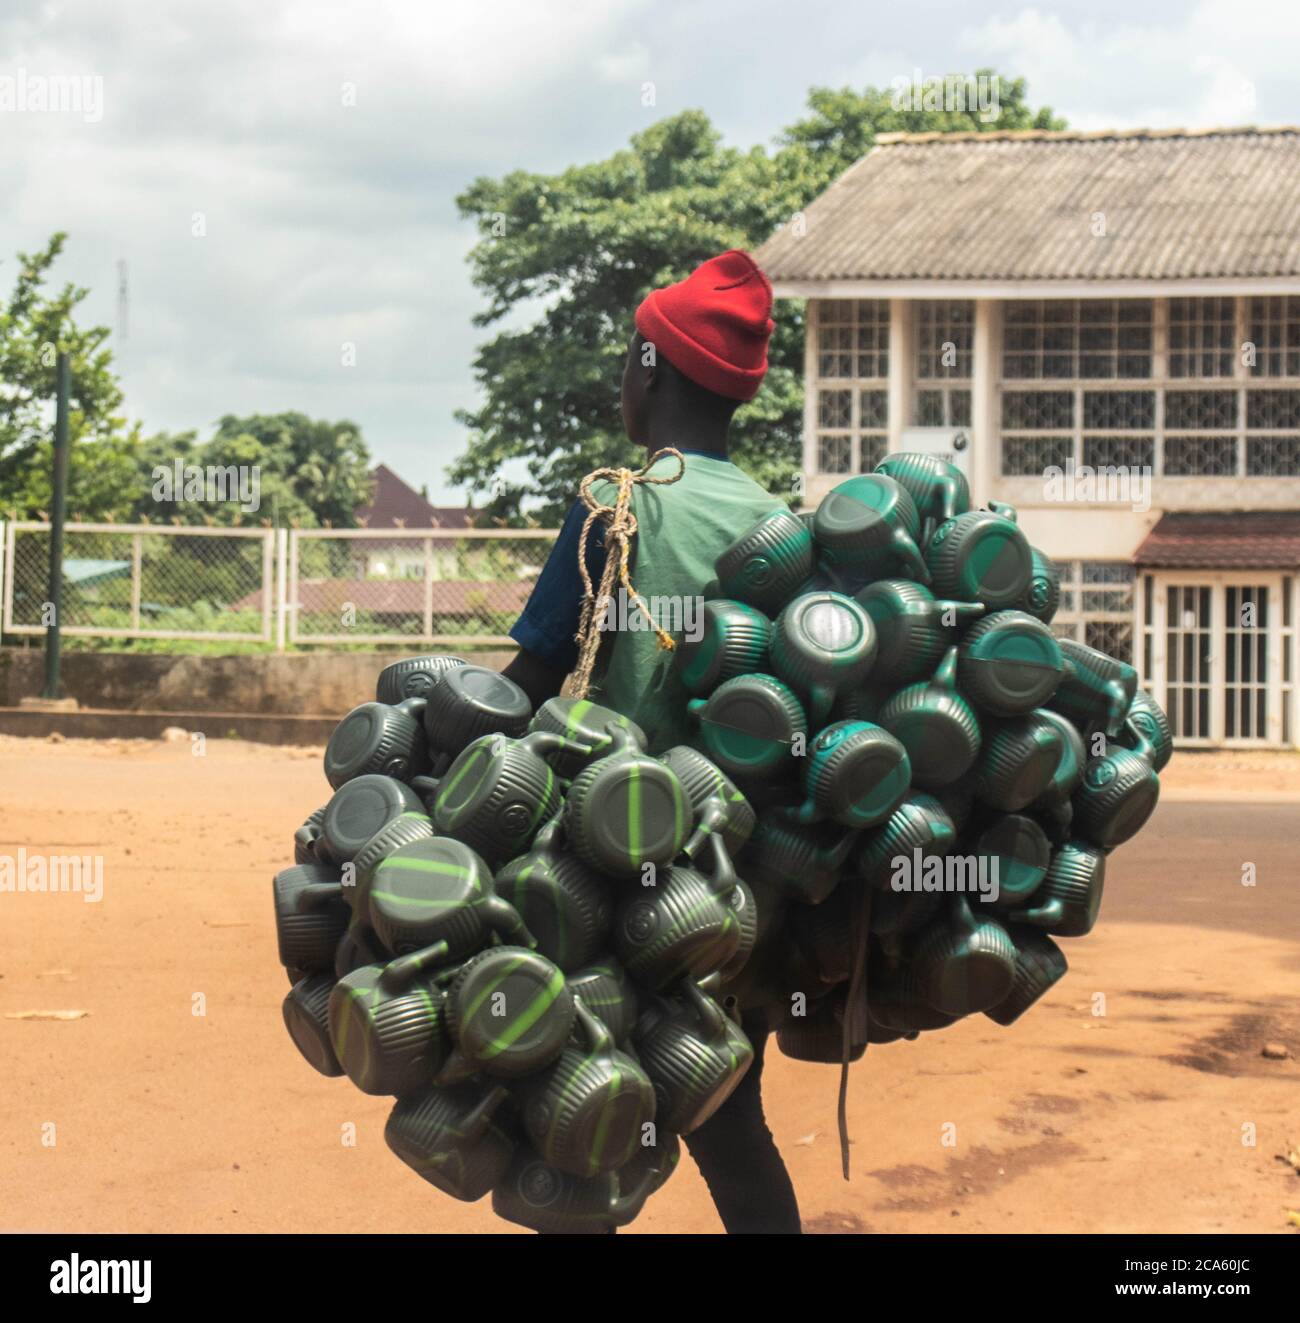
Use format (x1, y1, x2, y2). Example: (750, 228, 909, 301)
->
(1, 523, 558, 647)
(3, 522, 275, 641)
(286, 529, 556, 645)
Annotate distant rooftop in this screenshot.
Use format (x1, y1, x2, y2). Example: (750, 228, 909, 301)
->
(757, 126, 1300, 284)
(356, 463, 475, 529)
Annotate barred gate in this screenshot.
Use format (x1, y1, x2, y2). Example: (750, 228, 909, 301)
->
(285, 528, 556, 646)
(2, 521, 276, 642)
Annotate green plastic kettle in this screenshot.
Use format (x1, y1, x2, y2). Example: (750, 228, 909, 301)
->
(328, 941, 453, 1096)
(493, 817, 611, 973)
(321, 774, 425, 864)
(516, 998, 656, 1178)
(717, 878, 759, 986)
(613, 850, 741, 990)
(367, 836, 533, 957)
(973, 712, 1068, 812)
(1114, 689, 1173, 772)
(856, 579, 985, 687)
(985, 929, 1068, 1026)
(1007, 840, 1106, 936)
(779, 719, 911, 829)
(1014, 548, 1061, 624)
(874, 451, 971, 532)
(976, 813, 1052, 905)
(1072, 744, 1160, 850)
(659, 745, 756, 858)
(566, 958, 639, 1046)
(376, 653, 469, 705)
(770, 591, 877, 725)
(925, 502, 1033, 610)
(437, 945, 576, 1082)
(491, 1148, 656, 1234)
(912, 895, 1017, 1015)
(324, 696, 428, 790)
(868, 963, 960, 1033)
(957, 610, 1064, 717)
(1048, 639, 1139, 738)
(673, 600, 774, 698)
(633, 979, 754, 1133)
(855, 792, 957, 889)
(687, 673, 808, 782)
(877, 648, 983, 788)
(775, 994, 864, 1064)
(282, 973, 344, 1077)
(527, 697, 646, 778)
(1023, 708, 1087, 839)
(563, 748, 691, 880)
(273, 863, 350, 974)
(422, 665, 532, 762)
(714, 507, 815, 616)
(739, 817, 857, 905)
(812, 473, 931, 586)
(350, 810, 436, 907)
(430, 731, 583, 866)
(386, 1081, 515, 1203)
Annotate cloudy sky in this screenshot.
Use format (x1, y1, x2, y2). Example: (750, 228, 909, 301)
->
(5, 0, 1299, 502)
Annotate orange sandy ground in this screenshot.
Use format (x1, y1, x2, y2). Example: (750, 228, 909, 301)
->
(2, 736, 1297, 1234)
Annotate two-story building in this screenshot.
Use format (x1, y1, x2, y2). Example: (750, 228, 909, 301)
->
(757, 126, 1300, 749)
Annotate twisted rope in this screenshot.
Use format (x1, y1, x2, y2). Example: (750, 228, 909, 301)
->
(563, 447, 686, 700)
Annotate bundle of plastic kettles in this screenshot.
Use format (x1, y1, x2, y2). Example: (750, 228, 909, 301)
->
(274, 452, 1171, 1232)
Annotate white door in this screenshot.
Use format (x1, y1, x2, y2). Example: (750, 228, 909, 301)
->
(1140, 572, 1298, 748)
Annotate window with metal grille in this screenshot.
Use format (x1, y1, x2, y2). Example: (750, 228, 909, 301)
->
(1245, 436, 1300, 476)
(1051, 560, 1135, 663)
(1002, 436, 1073, 475)
(1165, 389, 1238, 429)
(1083, 435, 1154, 470)
(1164, 435, 1238, 477)
(1169, 297, 1236, 378)
(916, 300, 973, 378)
(1248, 296, 1300, 377)
(812, 300, 890, 475)
(1002, 299, 1152, 379)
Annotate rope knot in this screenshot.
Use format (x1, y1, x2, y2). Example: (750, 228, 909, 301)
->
(563, 446, 686, 700)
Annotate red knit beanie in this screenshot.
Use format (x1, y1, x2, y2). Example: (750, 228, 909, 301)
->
(634, 249, 774, 401)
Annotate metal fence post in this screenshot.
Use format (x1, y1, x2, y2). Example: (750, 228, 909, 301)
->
(275, 527, 288, 652)
(130, 532, 143, 631)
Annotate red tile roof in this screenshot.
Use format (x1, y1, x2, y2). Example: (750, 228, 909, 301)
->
(356, 464, 476, 529)
(1133, 511, 1300, 569)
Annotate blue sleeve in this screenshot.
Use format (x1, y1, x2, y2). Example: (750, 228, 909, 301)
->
(509, 499, 608, 672)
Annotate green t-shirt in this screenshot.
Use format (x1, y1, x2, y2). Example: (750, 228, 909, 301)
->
(588, 451, 785, 752)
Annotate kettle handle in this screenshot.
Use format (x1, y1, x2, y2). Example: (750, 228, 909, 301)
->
(478, 893, 536, 950)
(1119, 715, 1159, 764)
(609, 1160, 659, 1224)
(890, 526, 931, 585)
(461, 1083, 511, 1144)
(987, 500, 1019, 524)
(380, 939, 452, 991)
(518, 729, 595, 763)
(394, 696, 429, 720)
(410, 774, 441, 808)
(531, 812, 565, 855)
(1006, 897, 1063, 930)
(571, 994, 614, 1056)
(681, 978, 728, 1042)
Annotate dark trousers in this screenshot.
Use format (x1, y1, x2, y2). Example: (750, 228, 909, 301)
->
(681, 1008, 802, 1234)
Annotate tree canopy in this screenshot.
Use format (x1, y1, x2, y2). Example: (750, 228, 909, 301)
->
(453, 72, 1064, 523)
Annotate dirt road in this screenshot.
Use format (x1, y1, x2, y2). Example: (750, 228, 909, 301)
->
(2, 736, 1297, 1234)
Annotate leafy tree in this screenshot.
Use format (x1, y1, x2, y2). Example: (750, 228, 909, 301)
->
(0, 232, 140, 519)
(454, 73, 1064, 521)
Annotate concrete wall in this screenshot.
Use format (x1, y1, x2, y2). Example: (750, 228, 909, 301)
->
(0, 647, 515, 716)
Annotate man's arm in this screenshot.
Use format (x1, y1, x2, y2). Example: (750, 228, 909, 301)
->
(502, 499, 607, 708)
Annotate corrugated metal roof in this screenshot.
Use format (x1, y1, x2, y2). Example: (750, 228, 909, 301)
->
(757, 127, 1300, 283)
(1133, 511, 1300, 569)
